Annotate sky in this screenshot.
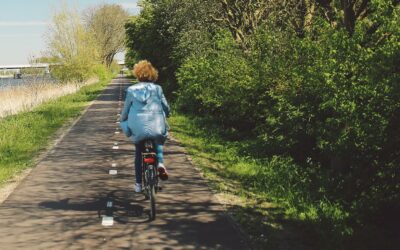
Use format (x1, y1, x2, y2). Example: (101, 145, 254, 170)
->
(0, 0, 141, 65)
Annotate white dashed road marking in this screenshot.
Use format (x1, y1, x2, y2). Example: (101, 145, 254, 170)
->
(107, 201, 113, 208)
(102, 216, 114, 226)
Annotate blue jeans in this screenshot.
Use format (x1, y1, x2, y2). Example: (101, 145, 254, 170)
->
(135, 143, 164, 184)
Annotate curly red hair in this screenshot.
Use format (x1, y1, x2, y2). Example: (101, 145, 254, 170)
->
(132, 60, 159, 82)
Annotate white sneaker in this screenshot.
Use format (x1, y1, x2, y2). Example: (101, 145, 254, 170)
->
(135, 183, 142, 193)
(157, 163, 168, 181)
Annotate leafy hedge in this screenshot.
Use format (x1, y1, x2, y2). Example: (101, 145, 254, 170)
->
(176, 14, 400, 216)
(126, 0, 400, 244)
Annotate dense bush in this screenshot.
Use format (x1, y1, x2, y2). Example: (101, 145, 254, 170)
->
(177, 4, 400, 215)
(92, 63, 120, 81)
(125, 0, 218, 98)
(125, 5, 178, 96)
(177, 31, 258, 130)
(51, 61, 95, 82)
(126, 0, 400, 245)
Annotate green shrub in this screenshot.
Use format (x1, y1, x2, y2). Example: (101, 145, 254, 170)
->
(252, 19, 400, 211)
(175, 5, 399, 240)
(52, 59, 95, 82)
(128, 0, 400, 247)
(177, 31, 257, 129)
(91, 64, 112, 80)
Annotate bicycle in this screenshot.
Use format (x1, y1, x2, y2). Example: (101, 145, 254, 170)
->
(140, 139, 159, 220)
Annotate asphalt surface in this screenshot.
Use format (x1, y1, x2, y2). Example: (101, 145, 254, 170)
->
(0, 77, 248, 250)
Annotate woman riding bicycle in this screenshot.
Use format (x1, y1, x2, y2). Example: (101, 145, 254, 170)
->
(120, 60, 170, 193)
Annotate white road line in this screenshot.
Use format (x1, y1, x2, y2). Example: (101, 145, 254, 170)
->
(112, 146, 119, 150)
(109, 170, 117, 175)
(115, 131, 120, 134)
(102, 216, 114, 226)
(112, 163, 117, 167)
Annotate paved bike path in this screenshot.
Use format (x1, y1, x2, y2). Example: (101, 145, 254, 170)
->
(0, 77, 247, 250)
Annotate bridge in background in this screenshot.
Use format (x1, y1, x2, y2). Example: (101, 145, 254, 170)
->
(0, 63, 51, 72)
(0, 64, 51, 78)
(1, 61, 126, 78)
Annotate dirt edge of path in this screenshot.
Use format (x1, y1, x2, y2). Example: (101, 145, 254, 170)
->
(168, 134, 253, 249)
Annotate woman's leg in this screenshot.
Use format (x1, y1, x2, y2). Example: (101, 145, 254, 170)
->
(155, 143, 164, 164)
(155, 143, 168, 180)
(134, 144, 142, 184)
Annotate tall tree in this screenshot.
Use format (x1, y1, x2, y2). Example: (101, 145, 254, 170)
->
(46, 5, 99, 81)
(125, 0, 217, 97)
(315, 0, 369, 35)
(85, 4, 129, 67)
(214, 0, 271, 49)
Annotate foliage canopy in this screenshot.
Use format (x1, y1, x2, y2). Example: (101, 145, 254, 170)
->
(125, 0, 400, 248)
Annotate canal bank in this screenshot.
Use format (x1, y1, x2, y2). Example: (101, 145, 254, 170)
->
(0, 76, 112, 187)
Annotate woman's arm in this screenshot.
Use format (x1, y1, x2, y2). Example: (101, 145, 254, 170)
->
(120, 89, 132, 121)
(158, 86, 170, 117)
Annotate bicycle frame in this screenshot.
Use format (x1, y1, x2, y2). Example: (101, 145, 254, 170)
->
(140, 140, 159, 220)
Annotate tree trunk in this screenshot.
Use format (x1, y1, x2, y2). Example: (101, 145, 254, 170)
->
(341, 0, 356, 35)
(304, 0, 316, 32)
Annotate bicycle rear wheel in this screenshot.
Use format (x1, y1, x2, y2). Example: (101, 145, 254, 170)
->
(145, 166, 157, 221)
(149, 184, 156, 220)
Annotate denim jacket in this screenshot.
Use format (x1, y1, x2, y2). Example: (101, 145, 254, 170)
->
(120, 82, 170, 144)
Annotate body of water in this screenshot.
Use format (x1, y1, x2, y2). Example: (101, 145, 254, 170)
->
(0, 75, 57, 90)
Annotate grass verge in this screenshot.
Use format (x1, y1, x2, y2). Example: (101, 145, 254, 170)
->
(168, 113, 397, 250)
(0, 78, 110, 185)
(169, 114, 317, 249)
